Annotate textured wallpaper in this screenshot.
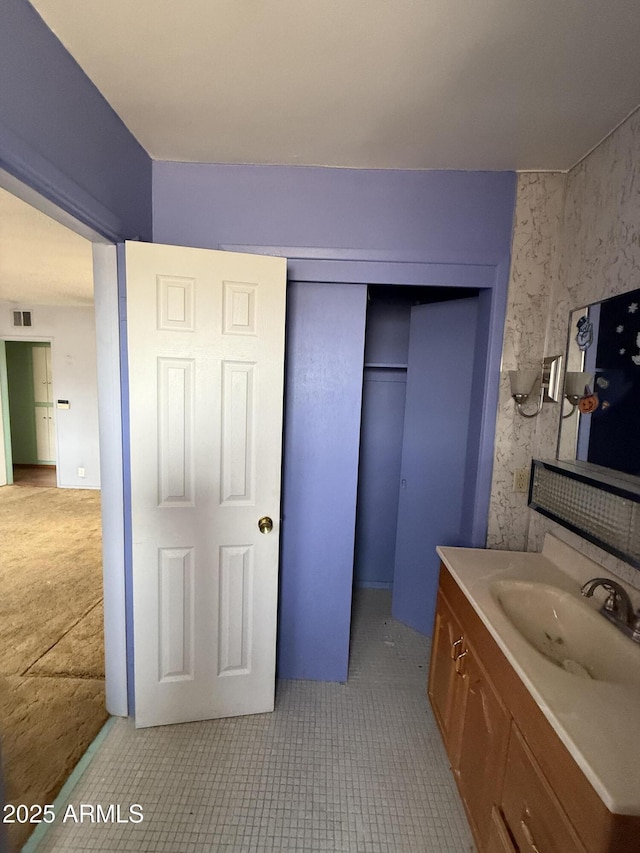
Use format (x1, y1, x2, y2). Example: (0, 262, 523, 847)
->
(486, 172, 565, 550)
(489, 109, 640, 589)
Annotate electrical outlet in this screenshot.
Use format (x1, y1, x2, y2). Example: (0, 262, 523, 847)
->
(78, 467, 86, 478)
(513, 467, 530, 493)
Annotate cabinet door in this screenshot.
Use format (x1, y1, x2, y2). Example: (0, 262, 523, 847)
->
(428, 591, 467, 765)
(32, 346, 52, 404)
(46, 409, 56, 462)
(32, 346, 55, 462)
(34, 408, 56, 462)
(457, 647, 511, 850)
(502, 725, 585, 853)
(486, 807, 517, 853)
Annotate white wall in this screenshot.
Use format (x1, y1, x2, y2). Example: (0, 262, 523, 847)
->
(0, 302, 100, 488)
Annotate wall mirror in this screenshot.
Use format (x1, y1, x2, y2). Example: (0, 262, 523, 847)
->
(557, 286, 640, 479)
(528, 286, 640, 569)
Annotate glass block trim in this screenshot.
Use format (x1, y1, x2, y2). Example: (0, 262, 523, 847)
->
(530, 460, 640, 568)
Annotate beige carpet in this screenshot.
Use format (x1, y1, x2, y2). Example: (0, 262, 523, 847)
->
(0, 485, 108, 851)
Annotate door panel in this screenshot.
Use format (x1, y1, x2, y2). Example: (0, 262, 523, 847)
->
(126, 241, 286, 728)
(32, 345, 52, 404)
(34, 407, 54, 461)
(157, 357, 194, 505)
(428, 589, 467, 764)
(278, 282, 367, 682)
(392, 297, 478, 635)
(457, 650, 510, 848)
(32, 345, 55, 462)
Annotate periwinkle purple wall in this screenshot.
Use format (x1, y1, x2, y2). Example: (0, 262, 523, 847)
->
(0, 0, 151, 240)
(153, 162, 514, 257)
(152, 160, 516, 681)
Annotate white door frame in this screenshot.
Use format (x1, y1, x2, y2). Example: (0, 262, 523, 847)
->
(0, 169, 128, 716)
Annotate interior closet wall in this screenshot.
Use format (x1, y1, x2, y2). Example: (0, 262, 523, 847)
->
(354, 292, 411, 588)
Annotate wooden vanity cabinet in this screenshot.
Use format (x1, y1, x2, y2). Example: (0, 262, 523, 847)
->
(428, 590, 467, 765)
(428, 589, 510, 849)
(429, 563, 640, 853)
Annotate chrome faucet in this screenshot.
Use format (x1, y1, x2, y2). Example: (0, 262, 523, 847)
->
(581, 577, 640, 643)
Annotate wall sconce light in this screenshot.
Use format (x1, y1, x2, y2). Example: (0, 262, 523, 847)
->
(509, 356, 562, 418)
(561, 372, 593, 418)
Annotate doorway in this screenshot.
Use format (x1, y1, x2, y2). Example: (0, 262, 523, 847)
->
(0, 169, 127, 718)
(4, 340, 56, 485)
(0, 183, 117, 849)
(353, 285, 479, 636)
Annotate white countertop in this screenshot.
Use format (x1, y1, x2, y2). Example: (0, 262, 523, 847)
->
(436, 536, 640, 816)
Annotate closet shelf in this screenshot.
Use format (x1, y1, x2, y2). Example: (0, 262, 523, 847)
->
(364, 362, 408, 369)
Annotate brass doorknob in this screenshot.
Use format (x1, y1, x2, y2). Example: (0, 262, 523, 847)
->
(258, 516, 273, 534)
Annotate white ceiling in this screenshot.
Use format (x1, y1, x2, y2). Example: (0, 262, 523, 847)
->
(0, 188, 93, 307)
(5, 2, 640, 307)
(30, 0, 640, 171)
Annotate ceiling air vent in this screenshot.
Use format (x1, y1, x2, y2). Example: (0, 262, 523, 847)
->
(12, 310, 32, 327)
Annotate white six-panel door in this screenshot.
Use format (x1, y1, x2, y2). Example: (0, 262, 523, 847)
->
(125, 241, 287, 728)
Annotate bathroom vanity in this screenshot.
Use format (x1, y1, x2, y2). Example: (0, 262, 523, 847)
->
(428, 537, 640, 853)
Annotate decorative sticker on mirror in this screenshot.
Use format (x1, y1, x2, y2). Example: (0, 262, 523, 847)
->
(575, 315, 593, 351)
(578, 386, 599, 414)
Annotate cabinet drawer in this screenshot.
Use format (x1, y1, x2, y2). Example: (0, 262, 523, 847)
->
(502, 725, 585, 853)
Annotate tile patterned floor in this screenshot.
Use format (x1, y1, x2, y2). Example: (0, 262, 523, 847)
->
(34, 590, 474, 852)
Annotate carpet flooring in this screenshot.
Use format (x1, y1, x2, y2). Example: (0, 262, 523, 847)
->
(0, 485, 108, 851)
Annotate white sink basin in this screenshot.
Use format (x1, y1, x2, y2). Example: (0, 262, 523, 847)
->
(490, 579, 640, 686)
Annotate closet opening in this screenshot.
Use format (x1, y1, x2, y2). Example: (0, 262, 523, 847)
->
(352, 284, 479, 639)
